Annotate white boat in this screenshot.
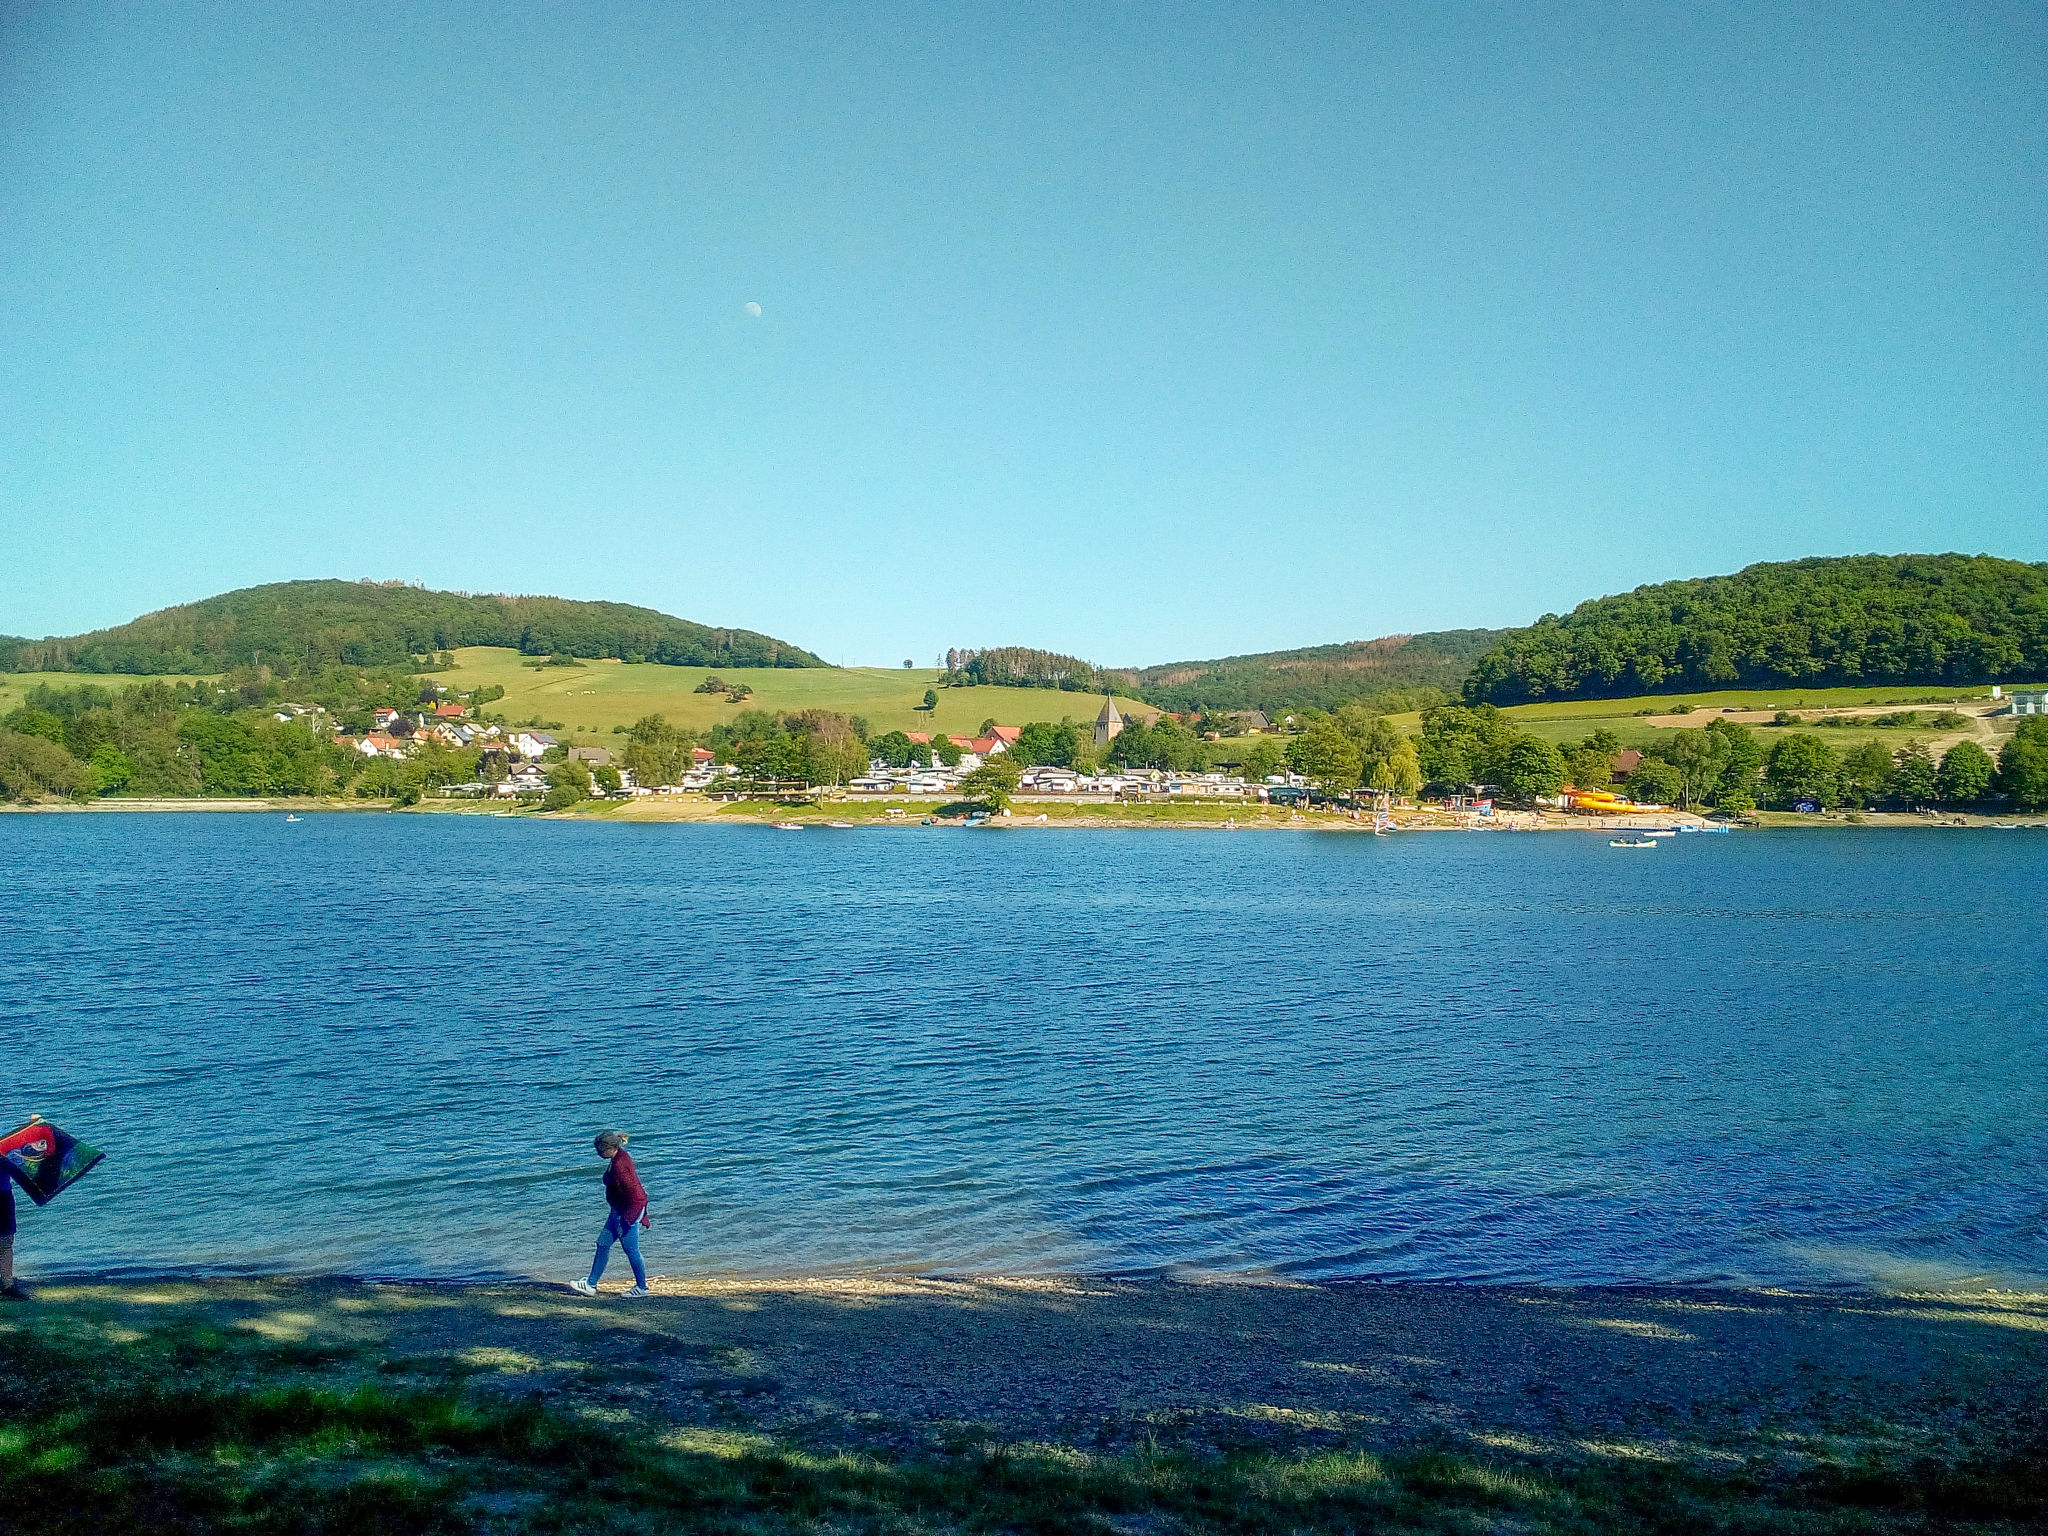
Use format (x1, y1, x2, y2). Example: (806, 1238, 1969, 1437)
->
(772, 821, 804, 831)
(1610, 838, 1658, 848)
(1641, 829, 1677, 838)
(284, 814, 302, 822)
(825, 820, 855, 829)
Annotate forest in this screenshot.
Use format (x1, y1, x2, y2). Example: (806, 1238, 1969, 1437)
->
(1110, 631, 1504, 716)
(1462, 554, 2048, 704)
(0, 580, 824, 675)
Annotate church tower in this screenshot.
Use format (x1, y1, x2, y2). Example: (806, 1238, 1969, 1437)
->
(1093, 694, 1125, 751)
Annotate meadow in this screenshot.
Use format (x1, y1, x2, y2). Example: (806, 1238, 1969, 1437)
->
(436, 648, 1150, 738)
(1379, 682, 2022, 755)
(0, 670, 218, 716)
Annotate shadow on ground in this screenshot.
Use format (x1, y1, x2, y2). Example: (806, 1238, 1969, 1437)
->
(2, 1276, 2043, 1533)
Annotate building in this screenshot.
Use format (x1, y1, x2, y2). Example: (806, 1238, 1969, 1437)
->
(357, 733, 407, 758)
(567, 746, 612, 766)
(508, 730, 556, 758)
(432, 703, 466, 719)
(1094, 695, 1125, 751)
(2009, 689, 2048, 716)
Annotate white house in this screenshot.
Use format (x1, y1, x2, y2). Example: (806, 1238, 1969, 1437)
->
(509, 730, 556, 758)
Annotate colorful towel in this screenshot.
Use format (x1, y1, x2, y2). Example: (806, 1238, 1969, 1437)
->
(0, 1120, 104, 1206)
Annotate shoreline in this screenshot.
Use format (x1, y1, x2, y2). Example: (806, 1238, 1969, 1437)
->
(12, 1272, 2044, 1531)
(5, 795, 2045, 832)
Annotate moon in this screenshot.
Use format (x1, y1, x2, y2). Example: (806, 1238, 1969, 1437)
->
(744, 301, 762, 318)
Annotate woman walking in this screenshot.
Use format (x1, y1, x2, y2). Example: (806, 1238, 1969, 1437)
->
(569, 1130, 651, 1297)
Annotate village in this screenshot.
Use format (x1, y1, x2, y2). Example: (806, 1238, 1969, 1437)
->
(306, 693, 1311, 806)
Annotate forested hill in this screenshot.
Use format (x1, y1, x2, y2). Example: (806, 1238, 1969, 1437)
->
(1110, 631, 1505, 715)
(0, 580, 825, 674)
(1463, 554, 2048, 704)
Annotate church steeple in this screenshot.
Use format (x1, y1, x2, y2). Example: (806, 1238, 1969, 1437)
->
(1093, 693, 1125, 750)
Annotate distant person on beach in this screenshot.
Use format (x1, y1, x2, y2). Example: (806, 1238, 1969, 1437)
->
(569, 1130, 650, 1297)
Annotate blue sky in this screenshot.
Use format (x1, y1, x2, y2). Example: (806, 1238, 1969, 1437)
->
(3, 3, 2043, 667)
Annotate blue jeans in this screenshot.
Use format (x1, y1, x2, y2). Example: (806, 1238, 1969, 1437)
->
(589, 1208, 646, 1287)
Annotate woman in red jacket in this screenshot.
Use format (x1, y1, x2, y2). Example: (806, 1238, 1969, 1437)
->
(569, 1130, 650, 1296)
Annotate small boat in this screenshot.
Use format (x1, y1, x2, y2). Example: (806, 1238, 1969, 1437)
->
(825, 820, 855, 829)
(1610, 838, 1658, 848)
(1640, 829, 1677, 838)
(772, 821, 804, 831)
(284, 814, 302, 823)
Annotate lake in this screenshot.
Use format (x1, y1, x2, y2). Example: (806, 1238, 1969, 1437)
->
(1, 815, 2042, 1289)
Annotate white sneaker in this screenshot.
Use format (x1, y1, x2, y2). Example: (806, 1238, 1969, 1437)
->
(568, 1279, 599, 1296)
(623, 1285, 652, 1297)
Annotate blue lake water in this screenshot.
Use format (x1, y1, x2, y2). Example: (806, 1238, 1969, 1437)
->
(1, 815, 2043, 1289)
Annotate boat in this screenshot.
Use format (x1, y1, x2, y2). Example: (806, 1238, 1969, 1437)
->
(1610, 838, 1658, 848)
(1640, 829, 1677, 838)
(283, 814, 302, 823)
(825, 820, 855, 829)
(772, 821, 804, 831)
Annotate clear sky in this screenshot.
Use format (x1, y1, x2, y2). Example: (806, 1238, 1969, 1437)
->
(3, 3, 2043, 667)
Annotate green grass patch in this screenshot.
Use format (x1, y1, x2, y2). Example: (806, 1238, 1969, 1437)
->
(4, 1309, 2042, 1535)
(437, 648, 1150, 741)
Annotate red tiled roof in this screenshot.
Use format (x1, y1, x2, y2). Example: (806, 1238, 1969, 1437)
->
(433, 703, 466, 717)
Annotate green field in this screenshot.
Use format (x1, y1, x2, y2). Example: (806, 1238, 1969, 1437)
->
(1375, 682, 2024, 755)
(436, 647, 1151, 739)
(0, 670, 220, 716)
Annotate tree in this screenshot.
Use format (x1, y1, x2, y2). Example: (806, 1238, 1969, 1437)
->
(921, 688, 939, 714)
(1418, 704, 1518, 788)
(1996, 720, 2048, 809)
(931, 737, 963, 767)
(902, 659, 914, 669)
(870, 731, 916, 769)
(0, 730, 89, 803)
(1367, 738, 1422, 797)
(1763, 734, 1840, 808)
(1937, 739, 1996, 805)
(593, 764, 623, 794)
(1014, 720, 1080, 768)
(1890, 742, 1937, 806)
(623, 714, 692, 787)
(1287, 721, 1362, 792)
(1622, 756, 1681, 806)
(1565, 746, 1615, 792)
(958, 756, 1022, 811)
(1239, 738, 1286, 781)
(543, 758, 592, 810)
(1838, 740, 1895, 808)
(1497, 736, 1567, 802)
(88, 744, 134, 796)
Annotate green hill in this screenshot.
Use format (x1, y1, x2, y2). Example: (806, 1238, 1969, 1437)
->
(0, 580, 825, 675)
(1108, 631, 1505, 715)
(1464, 554, 2048, 705)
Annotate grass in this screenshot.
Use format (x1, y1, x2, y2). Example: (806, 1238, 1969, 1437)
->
(435, 648, 1150, 740)
(3, 1301, 2042, 1535)
(0, 670, 221, 717)
(1375, 683, 2023, 754)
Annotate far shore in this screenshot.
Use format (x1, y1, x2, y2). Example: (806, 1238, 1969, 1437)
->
(10, 1272, 2044, 1532)
(5, 795, 2047, 832)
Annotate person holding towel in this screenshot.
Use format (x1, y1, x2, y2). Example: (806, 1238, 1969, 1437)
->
(569, 1130, 650, 1297)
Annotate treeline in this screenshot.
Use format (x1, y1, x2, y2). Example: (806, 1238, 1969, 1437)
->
(0, 671, 483, 804)
(1463, 554, 2048, 704)
(943, 648, 1099, 691)
(1109, 631, 1503, 716)
(1398, 704, 2048, 813)
(0, 580, 823, 674)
